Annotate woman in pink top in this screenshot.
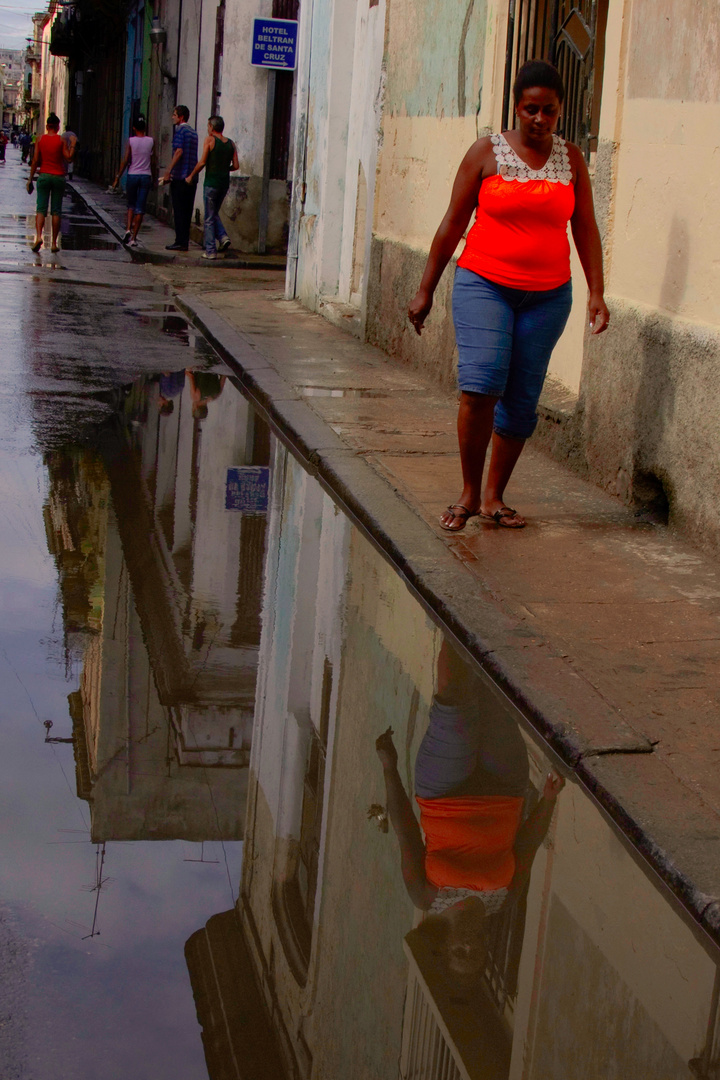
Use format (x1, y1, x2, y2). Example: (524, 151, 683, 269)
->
(112, 116, 157, 247)
(28, 112, 75, 253)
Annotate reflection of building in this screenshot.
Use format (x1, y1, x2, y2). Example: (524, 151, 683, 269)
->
(238, 442, 719, 1080)
(185, 910, 285, 1080)
(44, 368, 269, 842)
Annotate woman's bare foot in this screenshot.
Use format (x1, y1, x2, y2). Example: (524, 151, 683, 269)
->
(440, 503, 479, 532)
(479, 500, 526, 528)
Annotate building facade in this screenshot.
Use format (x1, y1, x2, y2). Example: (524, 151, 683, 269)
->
(238, 435, 720, 1080)
(286, 0, 720, 554)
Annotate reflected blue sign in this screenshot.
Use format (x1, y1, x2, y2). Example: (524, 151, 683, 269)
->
(226, 467, 270, 514)
(250, 17, 298, 70)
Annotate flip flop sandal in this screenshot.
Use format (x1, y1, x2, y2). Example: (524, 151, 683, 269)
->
(440, 504, 478, 532)
(480, 506, 526, 529)
(31, 239, 42, 252)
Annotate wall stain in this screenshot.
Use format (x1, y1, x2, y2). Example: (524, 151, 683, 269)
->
(457, 0, 476, 116)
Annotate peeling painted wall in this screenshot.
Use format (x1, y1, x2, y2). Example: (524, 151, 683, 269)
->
(288, 0, 387, 308)
(564, 0, 720, 551)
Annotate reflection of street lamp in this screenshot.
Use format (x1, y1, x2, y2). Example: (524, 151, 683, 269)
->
(43, 719, 74, 744)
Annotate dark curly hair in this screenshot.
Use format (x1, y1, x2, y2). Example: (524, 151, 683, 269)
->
(513, 59, 565, 105)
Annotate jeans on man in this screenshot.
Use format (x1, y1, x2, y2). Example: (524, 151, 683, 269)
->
(203, 184, 229, 254)
(170, 178, 197, 248)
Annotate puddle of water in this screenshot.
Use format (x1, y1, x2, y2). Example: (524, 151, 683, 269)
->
(300, 386, 392, 399)
(4, 349, 719, 1078)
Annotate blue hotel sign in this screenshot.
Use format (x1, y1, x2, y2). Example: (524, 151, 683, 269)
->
(225, 467, 270, 514)
(251, 17, 299, 71)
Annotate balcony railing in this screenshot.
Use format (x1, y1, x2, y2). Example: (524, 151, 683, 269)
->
(400, 942, 471, 1080)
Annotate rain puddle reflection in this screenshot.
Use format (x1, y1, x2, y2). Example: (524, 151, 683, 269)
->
(3, 361, 720, 1079)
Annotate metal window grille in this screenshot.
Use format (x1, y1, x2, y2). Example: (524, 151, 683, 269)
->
(502, 0, 607, 159)
(400, 974, 467, 1080)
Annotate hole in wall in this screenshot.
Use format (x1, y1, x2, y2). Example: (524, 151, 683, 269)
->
(632, 470, 670, 526)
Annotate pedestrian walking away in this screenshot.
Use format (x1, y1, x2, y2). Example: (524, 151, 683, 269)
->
(163, 105, 198, 252)
(27, 113, 76, 253)
(0, 130, 8, 162)
(185, 115, 239, 259)
(408, 59, 610, 534)
(112, 116, 157, 247)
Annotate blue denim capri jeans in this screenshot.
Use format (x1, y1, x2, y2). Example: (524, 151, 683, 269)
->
(415, 697, 529, 800)
(126, 174, 152, 215)
(452, 267, 573, 440)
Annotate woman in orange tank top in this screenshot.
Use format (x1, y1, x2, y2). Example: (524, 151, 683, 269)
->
(408, 61, 609, 533)
(376, 637, 564, 974)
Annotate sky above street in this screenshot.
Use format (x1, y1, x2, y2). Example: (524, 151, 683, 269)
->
(0, 1, 41, 53)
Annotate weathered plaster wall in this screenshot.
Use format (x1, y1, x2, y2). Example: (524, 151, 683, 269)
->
(289, 0, 364, 307)
(367, 0, 589, 395)
(511, 781, 715, 1078)
(222, 0, 273, 178)
(336, 0, 386, 308)
(306, 528, 439, 1079)
(556, 0, 720, 550)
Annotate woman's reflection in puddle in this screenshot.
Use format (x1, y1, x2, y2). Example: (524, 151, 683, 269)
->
(187, 369, 226, 420)
(377, 637, 563, 975)
(157, 368, 186, 415)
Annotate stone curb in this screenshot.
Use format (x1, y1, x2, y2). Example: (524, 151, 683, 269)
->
(172, 289, 720, 955)
(68, 181, 287, 270)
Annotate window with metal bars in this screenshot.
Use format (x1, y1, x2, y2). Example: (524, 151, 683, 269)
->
(501, 0, 608, 160)
(270, 0, 299, 180)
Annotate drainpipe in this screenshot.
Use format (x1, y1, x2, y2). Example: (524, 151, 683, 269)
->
(285, 0, 315, 299)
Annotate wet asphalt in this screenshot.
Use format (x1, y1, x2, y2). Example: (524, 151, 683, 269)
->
(0, 146, 239, 1079)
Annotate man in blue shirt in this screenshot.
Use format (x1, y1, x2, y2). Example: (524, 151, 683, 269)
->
(162, 105, 199, 251)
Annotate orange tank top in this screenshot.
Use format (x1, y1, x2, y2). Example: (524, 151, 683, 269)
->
(457, 133, 575, 290)
(417, 794, 524, 891)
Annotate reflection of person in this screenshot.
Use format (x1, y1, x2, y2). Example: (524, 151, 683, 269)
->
(185, 116, 239, 260)
(112, 116, 156, 247)
(62, 126, 78, 180)
(408, 60, 609, 533)
(187, 370, 226, 420)
(163, 105, 198, 253)
(157, 369, 186, 415)
(28, 113, 76, 253)
(376, 638, 563, 973)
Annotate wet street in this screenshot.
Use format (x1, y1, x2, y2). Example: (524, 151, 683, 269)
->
(0, 148, 243, 1078)
(2, 143, 720, 1079)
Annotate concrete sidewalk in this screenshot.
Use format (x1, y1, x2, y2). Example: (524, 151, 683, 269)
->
(78, 179, 720, 949)
(69, 177, 286, 271)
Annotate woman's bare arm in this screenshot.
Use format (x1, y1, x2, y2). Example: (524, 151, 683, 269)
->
(569, 145, 610, 335)
(408, 139, 490, 334)
(376, 728, 436, 910)
(510, 773, 564, 896)
(113, 142, 131, 188)
(186, 135, 213, 184)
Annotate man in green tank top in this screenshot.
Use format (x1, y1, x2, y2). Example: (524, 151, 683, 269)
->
(185, 115, 240, 259)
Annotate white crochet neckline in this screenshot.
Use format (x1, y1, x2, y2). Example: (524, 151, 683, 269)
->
(429, 886, 509, 917)
(492, 132, 572, 185)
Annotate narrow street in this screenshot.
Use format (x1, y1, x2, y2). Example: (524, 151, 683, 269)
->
(3, 93, 720, 1080)
(0, 144, 253, 1079)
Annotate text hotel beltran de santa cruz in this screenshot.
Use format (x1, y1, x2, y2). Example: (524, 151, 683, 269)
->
(250, 17, 299, 70)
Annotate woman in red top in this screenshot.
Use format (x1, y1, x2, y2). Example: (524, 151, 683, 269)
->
(28, 113, 75, 253)
(408, 60, 609, 532)
(376, 637, 564, 973)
